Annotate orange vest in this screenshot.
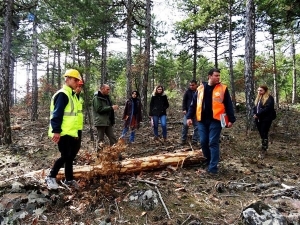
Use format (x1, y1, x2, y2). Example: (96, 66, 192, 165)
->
(196, 83, 226, 121)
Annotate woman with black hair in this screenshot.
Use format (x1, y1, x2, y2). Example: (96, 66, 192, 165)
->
(120, 91, 142, 144)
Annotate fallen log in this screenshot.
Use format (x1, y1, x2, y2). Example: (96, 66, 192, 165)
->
(58, 149, 205, 180)
(23, 150, 205, 181)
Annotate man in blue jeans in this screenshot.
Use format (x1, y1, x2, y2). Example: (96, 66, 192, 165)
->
(181, 80, 199, 146)
(186, 68, 236, 175)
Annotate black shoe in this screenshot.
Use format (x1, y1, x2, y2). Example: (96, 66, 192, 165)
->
(64, 180, 79, 190)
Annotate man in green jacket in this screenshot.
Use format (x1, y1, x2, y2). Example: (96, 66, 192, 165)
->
(92, 84, 118, 147)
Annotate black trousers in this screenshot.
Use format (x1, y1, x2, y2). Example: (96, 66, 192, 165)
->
(255, 120, 272, 140)
(74, 130, 82, 157)
(49, 135, 78, 181)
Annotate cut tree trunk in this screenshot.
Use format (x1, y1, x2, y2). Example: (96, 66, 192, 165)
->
(57, 149, 205, 180)
(23, 150, 205, 181)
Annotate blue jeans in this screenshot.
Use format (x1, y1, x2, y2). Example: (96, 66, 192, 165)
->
(121, 127, 135, 143)
(198, 120, 222, 174)
(182, 115, 199, 143)
(152, 115, 167, 138)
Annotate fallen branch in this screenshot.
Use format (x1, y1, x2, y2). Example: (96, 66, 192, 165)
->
(136, 179, 158, 186)
(181, 214, 192, 225)
(155, 185, 171, 219)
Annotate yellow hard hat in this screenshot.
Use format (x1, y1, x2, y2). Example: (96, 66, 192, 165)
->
(63, 69, 81, 80)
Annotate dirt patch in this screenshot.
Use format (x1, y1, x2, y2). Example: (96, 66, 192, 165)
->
(0, 106, 299, 224)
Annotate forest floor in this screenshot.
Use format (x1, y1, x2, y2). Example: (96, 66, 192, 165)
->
(0, 104, 300, 225)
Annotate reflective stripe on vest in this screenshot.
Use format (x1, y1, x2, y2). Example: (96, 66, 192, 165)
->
(76, 96, 84, 130)
(196, 83, 226, 121)
(48, 85, 78, 137)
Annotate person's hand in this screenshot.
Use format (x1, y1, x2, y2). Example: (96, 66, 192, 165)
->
(182, 110, 186, 115)
(150, 116, 153, 127)
(112, 105, 119, 110)
(124, 115, 129, 120)
(253, 114, 258, 119)
(52, 133, 60, 143)
(227, 122, 233, 128)
(186, 119, 193, 126)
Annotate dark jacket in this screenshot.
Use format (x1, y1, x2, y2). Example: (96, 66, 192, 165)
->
(186, 82, 236, 123)
(92, 91, 115, 126)
(182, 88, 196, 111)
(252, 95, 275, 122)
(122, 98, 142, 128)
(149, 94, 169, 117)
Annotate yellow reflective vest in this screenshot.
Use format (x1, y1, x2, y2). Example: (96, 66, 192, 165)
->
(48, 85, 78, 138)
(76, 94, 84, 130)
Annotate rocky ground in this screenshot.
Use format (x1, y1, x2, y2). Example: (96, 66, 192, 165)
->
(0, 105, 300, 225)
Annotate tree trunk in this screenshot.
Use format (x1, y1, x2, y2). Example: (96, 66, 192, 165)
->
(84, 51, 94, 141)
(126, 0, 133, 98)
(244, 0, 255, 131)
(57, 50, 61, 88)
(23, 150, 205, 181)
(0, 0, 14, 145)
(26, 63, 30, 98)
(214, 23, 218, 68)
(101, 33, 108, 85)
(141, 0, 151, 119)
(31, 17, 38, 121)
(192, 6, 198, 80)
(9, 55, 15, 106)
(51, 49, 56, 87)
(71, 16, 76, 66)
(291, 30, 297, 104)
(228, 0, 236, 110)
(271, 30, 278, 106)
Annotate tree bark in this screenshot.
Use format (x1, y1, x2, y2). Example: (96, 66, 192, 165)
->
(101, 33, 108, 85)
(228, 0, 236, 110)
(0, 0, 14, 144)
(271, 30, 278, 106)
(31, 17, 38, 121)
(291, 30, 297, 104)
(244, 0, 255, 131)
(141, 0, 151, 119)
(214, 23, 218, 68)
(126, 0, 133, 98)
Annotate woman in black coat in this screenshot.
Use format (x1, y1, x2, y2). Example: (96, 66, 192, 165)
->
(120, 91, 142, 143)
(149, 85, 169, 141)
(253, 85, 276, 151)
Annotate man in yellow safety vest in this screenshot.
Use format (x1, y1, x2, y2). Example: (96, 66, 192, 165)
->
(46, 69, 81, 190)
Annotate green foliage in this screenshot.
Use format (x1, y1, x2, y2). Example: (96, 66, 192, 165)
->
(174, 50, 193, 87)
(153, 49, 177, 88)
(113, 72, 127, 104)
